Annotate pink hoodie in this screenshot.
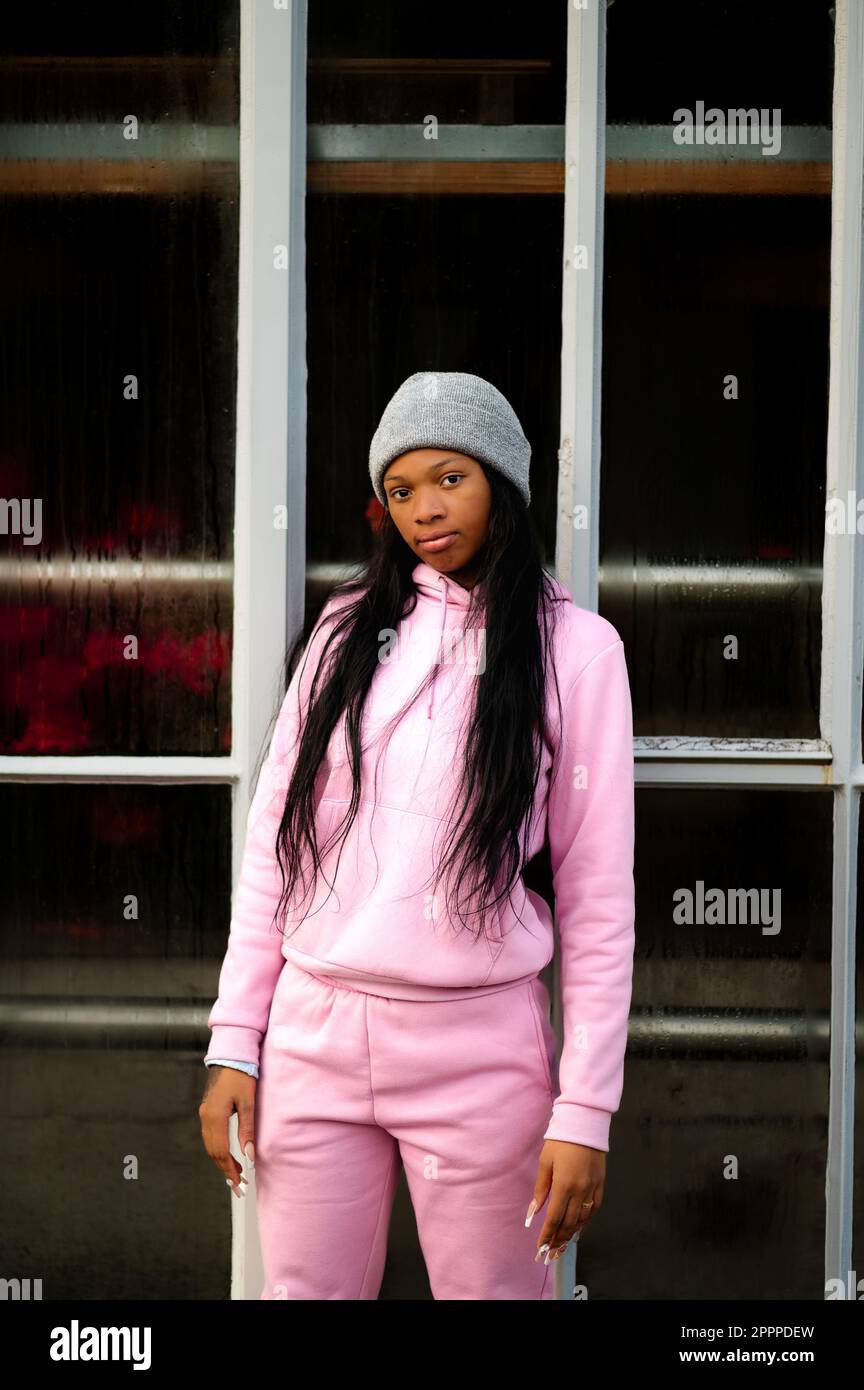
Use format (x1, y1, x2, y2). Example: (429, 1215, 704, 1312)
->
(204, 559, 635, 1151)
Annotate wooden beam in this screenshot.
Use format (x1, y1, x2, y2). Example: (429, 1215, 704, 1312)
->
(0, 159, 831, 198)
(307, 160, 831, 196)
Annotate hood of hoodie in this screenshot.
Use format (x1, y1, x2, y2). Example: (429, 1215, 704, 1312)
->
(409, 558, 571, 719)
(410, 560, 478, 720)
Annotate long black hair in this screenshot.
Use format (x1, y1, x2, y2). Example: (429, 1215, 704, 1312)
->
(269, 464, 566, 943)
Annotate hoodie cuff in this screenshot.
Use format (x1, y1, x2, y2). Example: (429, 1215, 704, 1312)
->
(204, 1025, 263, 1069)
(205, 1059, 260, 1078)
(543, 1102, 612, 1152)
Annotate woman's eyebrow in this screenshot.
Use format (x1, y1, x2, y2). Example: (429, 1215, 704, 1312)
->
(385, 458, 463, 484)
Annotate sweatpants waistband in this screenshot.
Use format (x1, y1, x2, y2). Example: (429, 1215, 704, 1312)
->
(279, 944, 540, 1003)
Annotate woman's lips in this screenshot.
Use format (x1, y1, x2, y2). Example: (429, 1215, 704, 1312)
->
(417, 533, 458, 552)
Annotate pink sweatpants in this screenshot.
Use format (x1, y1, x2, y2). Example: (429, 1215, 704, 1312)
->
(254, 954, 560, 1300)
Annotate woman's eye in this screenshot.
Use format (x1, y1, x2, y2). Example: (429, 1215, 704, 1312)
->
(389, 475, 461, 501)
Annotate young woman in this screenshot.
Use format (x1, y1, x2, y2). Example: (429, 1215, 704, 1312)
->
(199, 371, 635, 1301)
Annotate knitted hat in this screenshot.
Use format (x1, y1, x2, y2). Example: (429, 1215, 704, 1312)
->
(368, 371, 531, 508)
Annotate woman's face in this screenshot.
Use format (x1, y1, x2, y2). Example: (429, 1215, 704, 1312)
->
(382, 448, 492, 587)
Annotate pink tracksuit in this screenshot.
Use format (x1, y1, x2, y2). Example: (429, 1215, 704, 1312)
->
(205, 560, 635, 1299)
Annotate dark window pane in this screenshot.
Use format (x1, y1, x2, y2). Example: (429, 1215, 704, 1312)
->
(584, 787, 832, 1299)
(605, 0, 834, 125)
(0, 2, 240, 755)
(0, 783, 232, 1298)
(600, 1, 833, 736)
(306, 196, 562, 590)
(305, 0, 565, 611)
(308, 0, 565, 125)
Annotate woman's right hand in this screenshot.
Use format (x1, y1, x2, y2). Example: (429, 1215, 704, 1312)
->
(199, 1065, 257, 1197)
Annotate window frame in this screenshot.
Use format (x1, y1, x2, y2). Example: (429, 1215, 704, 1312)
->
(3, 0, 857, 1303)
(557, 0, 862, 1298)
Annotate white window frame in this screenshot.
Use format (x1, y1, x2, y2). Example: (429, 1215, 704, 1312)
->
(4, 0, 857, 1305)
(226, 0, 308, 1299)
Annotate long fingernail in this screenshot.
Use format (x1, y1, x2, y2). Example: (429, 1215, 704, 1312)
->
(244, 1141, 256, 1165)
(535, 1243, 550, 1263)
(524, 1199, 537, 1227)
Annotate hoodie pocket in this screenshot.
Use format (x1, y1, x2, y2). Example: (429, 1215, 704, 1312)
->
(315, 796, 348, 857)
(484, 898, 505, 945)
(483, 880, 526, 946)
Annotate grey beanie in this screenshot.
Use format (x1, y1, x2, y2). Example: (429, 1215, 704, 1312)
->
(368, 371, 531, 508)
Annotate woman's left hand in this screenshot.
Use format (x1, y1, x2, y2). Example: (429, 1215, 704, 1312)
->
(527, 1141, 605, 1262)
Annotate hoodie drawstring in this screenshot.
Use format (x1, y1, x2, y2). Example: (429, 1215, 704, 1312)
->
(427, 574, 449, 719)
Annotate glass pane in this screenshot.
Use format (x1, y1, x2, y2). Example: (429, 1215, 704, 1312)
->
(305, 0, 565, 616)
(582, 786, 831, 1299)
(308, 0, 564, 124)
(0, 784, 233, 1298)
(600, 0, 834, 737)
(0, 2, 240, 755)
